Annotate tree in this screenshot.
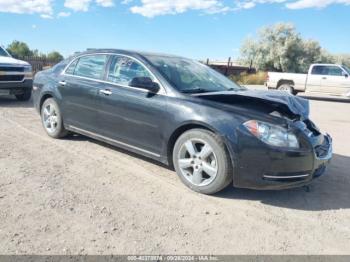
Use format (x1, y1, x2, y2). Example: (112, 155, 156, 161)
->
(7, 40, 33, 57)
(239, 23, 334, 73)
(334, 54, 350, 68)
(47, 51, 64, 61)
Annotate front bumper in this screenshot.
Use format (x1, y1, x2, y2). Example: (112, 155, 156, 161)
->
(0, 79, 33, 95)
(232, 130, 332, 190)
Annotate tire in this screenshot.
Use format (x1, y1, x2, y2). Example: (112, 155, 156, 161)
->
(15, 91, 32, 101)
(41, 98, 68, 139)
(173, 129, 233, 195)
(278, 84, 298, 95)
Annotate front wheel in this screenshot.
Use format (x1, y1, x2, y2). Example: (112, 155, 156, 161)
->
(173, 129, 233, 195)
(41, 98, 68, 138)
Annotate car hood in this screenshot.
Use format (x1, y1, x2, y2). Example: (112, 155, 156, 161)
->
(194, 89, 310, 119)
(0, 56, 30, 66)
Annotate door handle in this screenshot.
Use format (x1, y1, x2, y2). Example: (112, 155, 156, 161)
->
(59, 81, 66, 86)
(99, 89, 113, 96)
(322, 77, 327, 80)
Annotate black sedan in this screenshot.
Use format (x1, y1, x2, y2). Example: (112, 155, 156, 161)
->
(32, 49, 332, 194)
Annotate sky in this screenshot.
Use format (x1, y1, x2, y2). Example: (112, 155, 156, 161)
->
(0, 0, 349, 60)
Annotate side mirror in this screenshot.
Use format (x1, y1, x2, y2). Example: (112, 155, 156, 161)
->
(129, 77, 160, 93)
(344, 73, 349, 78)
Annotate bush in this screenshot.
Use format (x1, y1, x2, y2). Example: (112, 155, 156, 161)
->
(230, 71, 267, 85)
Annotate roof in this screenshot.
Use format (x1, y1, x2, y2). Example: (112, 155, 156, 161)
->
(81, 48, 184, 59)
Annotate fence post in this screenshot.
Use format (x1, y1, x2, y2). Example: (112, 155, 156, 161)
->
(225, 57, 231, 76)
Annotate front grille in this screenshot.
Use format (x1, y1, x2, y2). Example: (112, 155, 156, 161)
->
(0, 66, 25, 72)
(315, 137, 331, 158)
(0, 75, 24, 82)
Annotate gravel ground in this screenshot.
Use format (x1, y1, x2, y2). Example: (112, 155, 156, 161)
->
(0, 95, 349, 255)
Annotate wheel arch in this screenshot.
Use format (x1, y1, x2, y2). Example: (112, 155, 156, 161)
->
(166, 121, 233, 169)
(39, 92, 55, 112)
(277, 79, 294, 88)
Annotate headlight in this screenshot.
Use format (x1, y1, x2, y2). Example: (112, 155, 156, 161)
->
(243, 120, 300, 148)
(24, 66, 33, 78)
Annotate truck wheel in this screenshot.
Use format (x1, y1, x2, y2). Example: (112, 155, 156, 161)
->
(15, 91, 32, 101)
(278, 84, 298, 95)
(173, 129, 233, 195)
(41, 98, 68, 139)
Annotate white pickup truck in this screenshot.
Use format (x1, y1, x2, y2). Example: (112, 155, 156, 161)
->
(0, 45, 33, 101)
(266, 64, 350, 97)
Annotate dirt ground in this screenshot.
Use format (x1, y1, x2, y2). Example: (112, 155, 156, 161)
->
(0, 95, 349, 255)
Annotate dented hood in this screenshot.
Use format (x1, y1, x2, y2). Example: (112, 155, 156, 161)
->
(194, 89, 310, 119)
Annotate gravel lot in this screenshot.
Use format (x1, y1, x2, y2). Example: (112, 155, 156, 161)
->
(0, 95, 349, 255)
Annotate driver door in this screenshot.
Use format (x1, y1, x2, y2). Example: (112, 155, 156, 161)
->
(96, 55, 168, 155)
(320, 65, 350, 95)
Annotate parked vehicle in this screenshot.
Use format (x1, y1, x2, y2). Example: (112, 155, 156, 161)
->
(266, 64, 350, 97)
(33, 49, 332, 194)
(0, 45, 33, 101)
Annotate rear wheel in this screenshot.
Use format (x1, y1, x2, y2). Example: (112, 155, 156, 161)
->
(41, 98, 68, 138)
(173, 129, 232, 195)
(15, 91, 31, 101)
(278, 84, 298, 95)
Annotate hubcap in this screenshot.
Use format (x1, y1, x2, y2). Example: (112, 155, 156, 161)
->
(43, 103, 58, 133)
(178, 139, 218, 186)
(279, 85, 291, 93)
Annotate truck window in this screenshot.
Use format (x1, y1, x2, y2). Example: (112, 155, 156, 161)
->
(311, 66, 326, 75)
(311, 65, 343, 76)
(325, 66, 343, 76)
(0, 46, 10, 57)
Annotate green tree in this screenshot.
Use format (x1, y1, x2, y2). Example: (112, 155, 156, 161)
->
(334, 54, 350, 68)
(239, 23, 334, 73)
(6, 40, 33, 57)
(47, 51, 64, 61)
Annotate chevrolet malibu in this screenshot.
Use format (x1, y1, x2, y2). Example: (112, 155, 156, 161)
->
(33, 49, 332, 194)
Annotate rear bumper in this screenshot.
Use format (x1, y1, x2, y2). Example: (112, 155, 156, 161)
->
(231, 130, 332, 190)
(0, 79, 33, 95)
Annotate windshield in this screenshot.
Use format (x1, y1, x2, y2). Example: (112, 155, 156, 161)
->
(145, 55, 244, 94)
(0, 46, 10, 57)
(343, 66, 350, 74)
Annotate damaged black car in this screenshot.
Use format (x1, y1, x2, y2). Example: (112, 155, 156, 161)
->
(32, 49, 333, 194)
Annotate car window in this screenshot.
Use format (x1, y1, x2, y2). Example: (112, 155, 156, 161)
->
(107, 55, 154, 86)
(65, 59, 78, 75)
(52, 60, 69, 75)
(73, 55, 108, 80)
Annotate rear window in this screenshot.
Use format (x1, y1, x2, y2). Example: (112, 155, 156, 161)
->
(67, 55, 108, 80)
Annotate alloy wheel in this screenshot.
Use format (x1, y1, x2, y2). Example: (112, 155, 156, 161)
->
(42, 103, 59, 134)
(177, 138, 218, 186)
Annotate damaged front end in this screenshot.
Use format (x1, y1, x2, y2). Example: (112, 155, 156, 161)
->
(195, 90, 333, 190)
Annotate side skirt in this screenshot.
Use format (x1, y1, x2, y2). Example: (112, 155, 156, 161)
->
(66, 125, 165, 163)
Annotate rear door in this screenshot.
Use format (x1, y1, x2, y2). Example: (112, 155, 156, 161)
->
(96, 54, 167, 156)
(320, 65, 350, 95)
(59, 54, 108, 132)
